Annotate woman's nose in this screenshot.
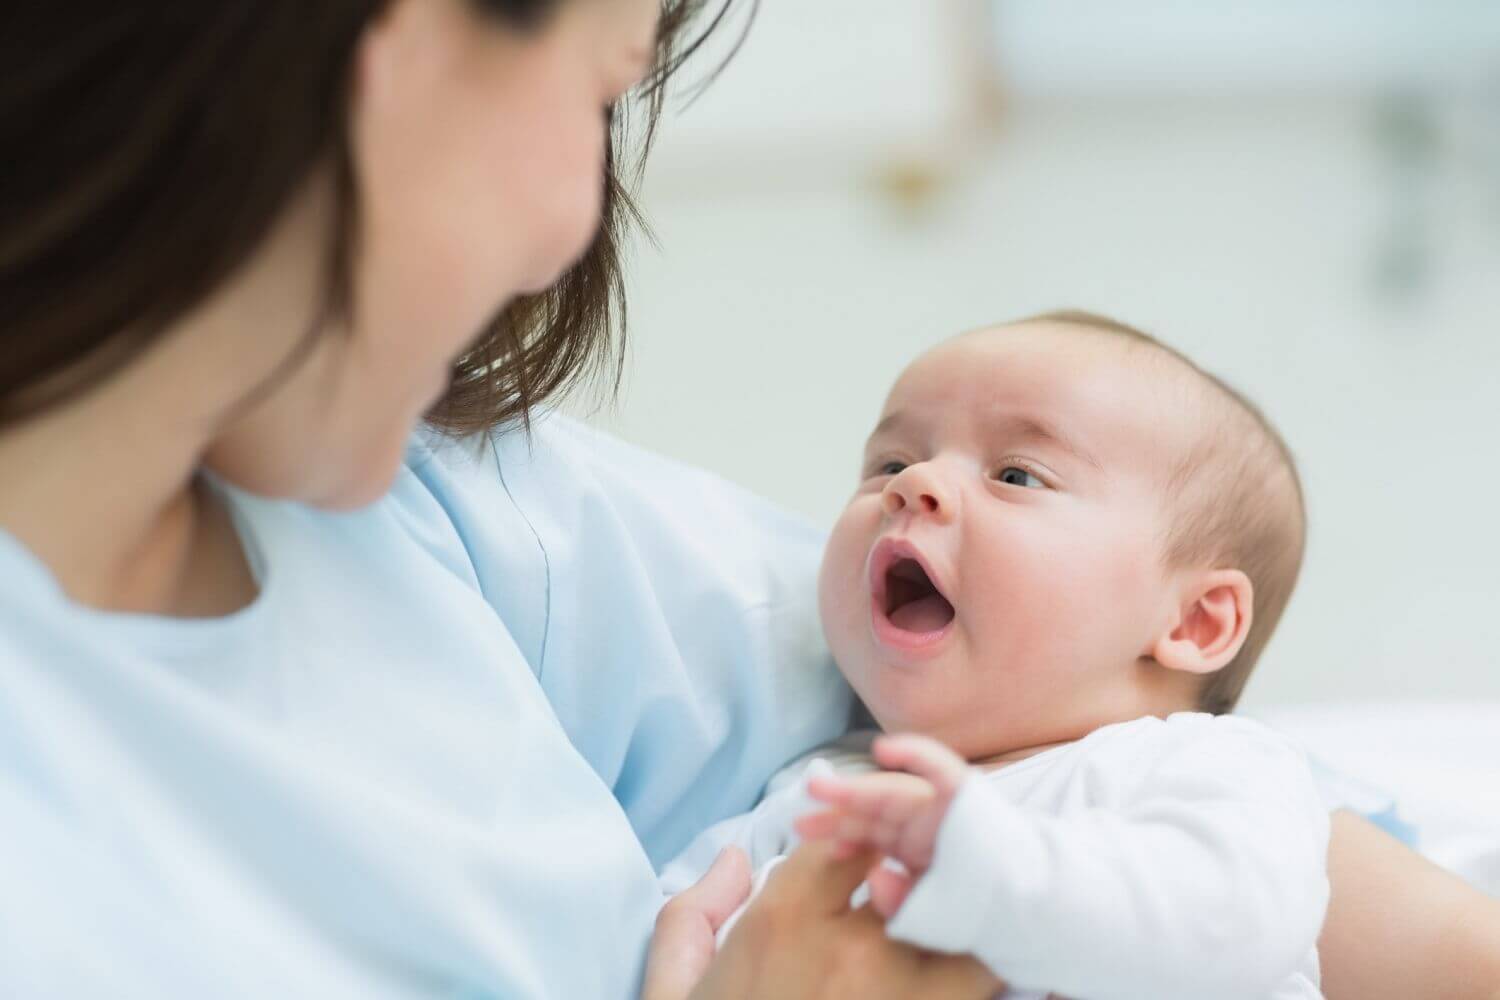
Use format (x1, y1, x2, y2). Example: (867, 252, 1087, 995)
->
(882, 463, 955, 522)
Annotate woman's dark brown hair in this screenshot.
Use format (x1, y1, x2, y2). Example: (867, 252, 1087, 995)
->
(0, 1, 739, 432)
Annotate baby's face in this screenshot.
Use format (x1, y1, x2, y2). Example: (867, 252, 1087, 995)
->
(819, 323, 1196, 758)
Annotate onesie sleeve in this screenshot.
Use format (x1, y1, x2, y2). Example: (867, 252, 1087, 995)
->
(887, 716, 1330, 999)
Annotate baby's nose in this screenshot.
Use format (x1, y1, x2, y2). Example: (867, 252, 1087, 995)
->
(882, 465, 954, 521)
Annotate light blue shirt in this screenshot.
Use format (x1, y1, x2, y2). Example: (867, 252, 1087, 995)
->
(0, 417, 853, 998)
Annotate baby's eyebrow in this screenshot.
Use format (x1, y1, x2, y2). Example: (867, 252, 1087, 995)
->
(868, 411, 910, 440)
(865, 410, 926, 453)
(995, 415, 1103, 472)
(867, 409, 1102, 472)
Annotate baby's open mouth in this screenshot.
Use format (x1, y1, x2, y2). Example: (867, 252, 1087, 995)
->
(883, 558, 956, 633)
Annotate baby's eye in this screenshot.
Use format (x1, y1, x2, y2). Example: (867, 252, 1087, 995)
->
(994, 465, 1044, 488)
(873, 460, 908, 477)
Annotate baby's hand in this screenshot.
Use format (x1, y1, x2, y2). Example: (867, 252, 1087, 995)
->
(794, 733, 969, 918)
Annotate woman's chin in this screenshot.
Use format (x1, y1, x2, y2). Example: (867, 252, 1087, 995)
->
(317, 451, 408, 512)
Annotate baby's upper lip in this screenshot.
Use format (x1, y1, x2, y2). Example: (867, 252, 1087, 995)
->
(867, 536, 954, 612)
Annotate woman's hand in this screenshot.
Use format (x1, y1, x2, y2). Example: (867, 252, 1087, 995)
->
(646, 838, 999, 1000)
(1321, 810, 1500, 1000)
(645, 847, 755, 1000)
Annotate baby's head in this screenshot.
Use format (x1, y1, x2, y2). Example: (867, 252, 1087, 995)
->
(818, 312, 1305, 760)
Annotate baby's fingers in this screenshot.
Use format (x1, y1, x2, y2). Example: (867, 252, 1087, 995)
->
(872, 733, 970, 794)
(795, 808, 910, 862)
(795, 808, 881, 846)
(806, 773, 856, 808)
(866, 863, 915, 919)
(793, 808, 845, 841)
(808, 771, 935, 818)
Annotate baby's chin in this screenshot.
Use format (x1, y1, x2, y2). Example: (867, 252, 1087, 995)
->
(836, 650, 1058, 760)
(837, 652, 963, 736)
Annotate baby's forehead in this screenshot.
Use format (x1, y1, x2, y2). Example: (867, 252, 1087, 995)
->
(883, 322, 1212, 468)
(894, 322, 1196, 416)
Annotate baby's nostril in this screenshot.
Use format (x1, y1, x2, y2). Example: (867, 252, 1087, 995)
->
(920, 494, 938, 513)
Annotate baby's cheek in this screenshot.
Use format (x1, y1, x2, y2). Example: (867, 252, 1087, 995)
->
(1057, 532, 1164, 667)
(818, 505, 875, 654)
(966, 527, 1107, 661)
(1088, 525, 1168, 628)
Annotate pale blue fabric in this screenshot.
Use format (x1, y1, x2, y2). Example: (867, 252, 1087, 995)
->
(0, 416, 852, 998)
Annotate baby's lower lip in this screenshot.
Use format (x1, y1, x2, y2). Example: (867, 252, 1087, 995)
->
(870, 595, 954, 660)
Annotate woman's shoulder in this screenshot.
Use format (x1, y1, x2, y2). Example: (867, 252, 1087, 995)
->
(401, 416, 850, 865)
(403, 414, 828, 607)
(407, 415, 822, 545)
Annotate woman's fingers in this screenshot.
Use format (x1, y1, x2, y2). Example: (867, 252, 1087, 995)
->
(642, 848, 751, 1000)
(921, 951, 1007, 998)
(762, 839, 880, 915)
(847, 904, 1000, 999)
(697, 844, 999, 999)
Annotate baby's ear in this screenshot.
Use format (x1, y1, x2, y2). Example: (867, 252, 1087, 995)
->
(1150, 569, 1254, 676)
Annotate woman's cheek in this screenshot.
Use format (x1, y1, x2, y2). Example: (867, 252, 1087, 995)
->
(513, 124, 605, 293)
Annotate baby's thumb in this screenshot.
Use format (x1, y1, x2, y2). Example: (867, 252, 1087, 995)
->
(642, 848, 751, 1000)
(867, 863, 914, 919)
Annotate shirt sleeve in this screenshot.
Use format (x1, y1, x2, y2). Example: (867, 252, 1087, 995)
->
(886, 716, 1331, 1000)
(407, 417, 854, 867)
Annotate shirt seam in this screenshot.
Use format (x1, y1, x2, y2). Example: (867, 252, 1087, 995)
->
(489, 433, 552, 681)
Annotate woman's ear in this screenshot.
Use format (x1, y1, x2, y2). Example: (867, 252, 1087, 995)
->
(1151, 569, 1254, 676)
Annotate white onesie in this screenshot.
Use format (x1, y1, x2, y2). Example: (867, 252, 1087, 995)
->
(660, 712, 1330, 1000)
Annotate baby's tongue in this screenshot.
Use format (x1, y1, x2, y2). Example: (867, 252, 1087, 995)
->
(888, 595, 953, 633)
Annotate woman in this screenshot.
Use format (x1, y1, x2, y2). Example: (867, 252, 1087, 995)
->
(1, 3, 1495, 998)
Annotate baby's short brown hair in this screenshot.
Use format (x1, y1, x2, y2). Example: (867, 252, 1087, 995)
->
(1023, 310, 1307, 713)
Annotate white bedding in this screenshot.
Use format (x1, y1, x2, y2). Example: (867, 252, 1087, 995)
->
(1255, 702, 1500, 897)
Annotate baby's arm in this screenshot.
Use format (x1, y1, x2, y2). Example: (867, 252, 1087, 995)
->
(799, 719, 1331, 1000)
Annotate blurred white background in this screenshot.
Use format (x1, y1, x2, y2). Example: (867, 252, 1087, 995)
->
(575, 0, 1500, 708)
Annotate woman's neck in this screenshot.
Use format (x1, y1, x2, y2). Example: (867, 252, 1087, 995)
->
(0, 174, 334, 617)
(0, 396, 254, 616)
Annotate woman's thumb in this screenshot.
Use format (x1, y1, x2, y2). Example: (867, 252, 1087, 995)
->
(642, 848, 752, 1000)
(679, 846, 752, 930)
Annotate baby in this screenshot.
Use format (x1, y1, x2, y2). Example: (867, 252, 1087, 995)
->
(661, 311, 1329, 999)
